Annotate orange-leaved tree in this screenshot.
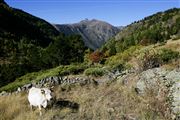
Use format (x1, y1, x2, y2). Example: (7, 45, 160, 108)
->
(89, 50, 104, 63)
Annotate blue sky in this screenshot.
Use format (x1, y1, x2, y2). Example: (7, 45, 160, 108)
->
(5, 0, 180, 26)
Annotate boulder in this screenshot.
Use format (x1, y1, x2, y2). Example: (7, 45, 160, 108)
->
(17, 87, 21, 92)
(0, 91, 9, 96)
(135, 68, 180, 117)
(23, 83, 32, 90)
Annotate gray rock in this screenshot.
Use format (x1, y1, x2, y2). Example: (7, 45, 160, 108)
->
(114, 70, 121, 76)
(53, 76, 60, 85)
(70, 78, 75, 83)
(135, 68, 180, 116)
(136, 80, 146, 94)
(21, 87, 26, 91)
(23, 83, 32, 90)
(166, 70, 180, 82)
(107, 108, 114, 113)
(40, 79, 45, 84)
(135, 68, 168, 94)
(17, 87, 21, 92)
(0, 91, 9, 96)
(125, 114, 138, 120)
(170, 80, 180, 115)
(36, 83, 43, 88)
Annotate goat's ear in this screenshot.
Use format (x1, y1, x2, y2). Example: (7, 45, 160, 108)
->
(41, 89, 45, 94)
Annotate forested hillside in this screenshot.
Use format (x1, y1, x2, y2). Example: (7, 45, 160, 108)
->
(0, 1, 86, 87)
(101, 8, 180, 56)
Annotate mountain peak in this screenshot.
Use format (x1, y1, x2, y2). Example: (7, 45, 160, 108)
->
(80, 19, 99, 23)
(79, 19, 109, 25)
(54, 19, 120, 50)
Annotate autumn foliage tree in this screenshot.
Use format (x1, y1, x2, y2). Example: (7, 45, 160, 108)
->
(89, 50, 104, 63)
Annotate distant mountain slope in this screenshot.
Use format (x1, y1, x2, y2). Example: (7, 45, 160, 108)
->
(54, 19, 120, 50)
(101, 8, 180, 55)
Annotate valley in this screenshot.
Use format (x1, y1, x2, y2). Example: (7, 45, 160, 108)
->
(0, 0, 180, 119)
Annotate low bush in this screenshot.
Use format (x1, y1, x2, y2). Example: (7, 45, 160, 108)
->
(114, 63, 126, 72)
(84, 67, 106, 77)
(159, 48, 179, 63)
(105, 45, 141, 71)
(137, 47, 161, 71)
(106, 45, 141, 64)
(136, 47, 180, 71)
(59, 64, 87, 75)
(0, 64, 87, 92)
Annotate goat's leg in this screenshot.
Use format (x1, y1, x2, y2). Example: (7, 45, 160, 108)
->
(30, 104, 33, 110)
(38, 105, 42, 116)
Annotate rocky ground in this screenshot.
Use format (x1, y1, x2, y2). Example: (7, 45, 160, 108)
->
(0, 66, 180, 120)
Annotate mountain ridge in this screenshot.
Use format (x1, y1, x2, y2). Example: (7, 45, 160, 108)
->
(54, 19, 120, 50)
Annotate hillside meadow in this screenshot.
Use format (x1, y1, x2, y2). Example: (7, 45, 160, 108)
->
(0, 80, 172, 120)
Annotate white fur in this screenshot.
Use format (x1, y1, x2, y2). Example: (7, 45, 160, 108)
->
(28, 87, 52, 115)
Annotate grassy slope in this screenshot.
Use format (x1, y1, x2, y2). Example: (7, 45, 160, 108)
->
(0, 80, 171, 120)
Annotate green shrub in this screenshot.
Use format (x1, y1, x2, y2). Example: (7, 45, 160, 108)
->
(136, 46, 161, 71)
(84, 67, 106, 77)
(0, 64, 87, 92)
(159, 48, 179, 63)
(105, 45, 141, 71)
(136, 47, 180, 71)
(111, 63, 125, 71)
(60, 64, 87, 75)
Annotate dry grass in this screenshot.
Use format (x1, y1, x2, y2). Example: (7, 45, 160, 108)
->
(161, 59, 180, 70)
(0, 78, 172, 120)
(163, 39, 180, 51)
(0, 93, 28, 120)
(0, 92, 62, 120)
(53, 79, 171, 120)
